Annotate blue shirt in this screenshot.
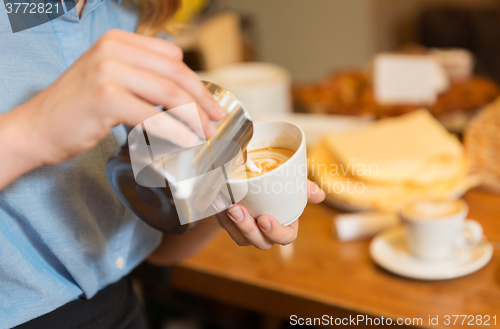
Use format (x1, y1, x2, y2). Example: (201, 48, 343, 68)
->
(0, 1, 164, 327)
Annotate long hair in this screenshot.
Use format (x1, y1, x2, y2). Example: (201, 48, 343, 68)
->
(134, 0, 182, 36)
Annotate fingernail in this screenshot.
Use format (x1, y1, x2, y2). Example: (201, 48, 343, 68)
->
(213, 195, 228, 212)
(206, 122, 217, 138)
(259, 217, 272, 231)
(228, 206, 243, 222)
(317, 185, 326, 196)
(187, 132, 202, 147)
(214, 102, 226, 119)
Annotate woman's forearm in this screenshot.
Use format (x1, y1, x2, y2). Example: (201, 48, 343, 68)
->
(0, 100, 42, 190)
(147, 215, 223, 266)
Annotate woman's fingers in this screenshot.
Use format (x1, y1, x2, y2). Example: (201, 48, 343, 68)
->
(99, 29, 185, 61)
(91, 33, 225, 122)
(137, 54, 224, 122)
(226, 205, 274, 250)
(169, 103, 217, 139)
(94, 85, 160, 127)
(220, 181, 324, 249)
(220, 205, 298, 248)
(307, 180, 326, 204)
(215, 211, 251, 247)
(101, 86, 201, 148)
(141, 56, 225, 122)
(256, 215, 299, 245)
(95, 59, 217, 139)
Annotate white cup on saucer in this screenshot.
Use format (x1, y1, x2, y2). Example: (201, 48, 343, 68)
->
(400, 198, 483, 262)
(228, 121, 308, 226)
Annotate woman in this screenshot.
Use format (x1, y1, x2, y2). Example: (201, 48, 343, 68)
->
(0, 0, 325, 328)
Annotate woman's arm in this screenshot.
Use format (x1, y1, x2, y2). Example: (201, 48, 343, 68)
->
(0, 99, 43, 189)
(147, 181, 326, 265)
(147, 216, 222, 266)
(0, 29, 223, 191)
(0, 28, 325, 255)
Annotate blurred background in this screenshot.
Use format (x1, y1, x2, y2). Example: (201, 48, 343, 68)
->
(174, 0, 500, 81)
(132, 1, 500, 328)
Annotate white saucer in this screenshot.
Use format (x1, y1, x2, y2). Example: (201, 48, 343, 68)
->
(369, 226, 493, 280)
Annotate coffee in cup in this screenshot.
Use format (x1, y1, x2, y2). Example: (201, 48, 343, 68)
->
(228, 121, 308, 226)
(243, 147, 295, 179)
(402, 199, 465, 220)
(400, 198, 483, 262)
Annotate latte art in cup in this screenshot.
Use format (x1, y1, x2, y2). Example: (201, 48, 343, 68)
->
(226, 121, 307, 225)
(400, 198, 483, 262)
(401, 199, 465, 221)
(245, 147, 295, 178)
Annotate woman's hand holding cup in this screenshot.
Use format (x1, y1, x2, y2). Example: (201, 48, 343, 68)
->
(216, 180, 325, 250)
(215, 120, 325, 250)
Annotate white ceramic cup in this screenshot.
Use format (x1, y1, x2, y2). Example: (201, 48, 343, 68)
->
(400, 198, 483, 262)
(228, 121, 308, 226)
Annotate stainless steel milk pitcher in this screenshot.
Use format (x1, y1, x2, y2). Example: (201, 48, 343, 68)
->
(106, 81, 253, 234)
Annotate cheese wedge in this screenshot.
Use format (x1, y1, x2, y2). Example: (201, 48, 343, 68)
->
(323, 110, 463, 185)
(309, 138, 476, 211)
